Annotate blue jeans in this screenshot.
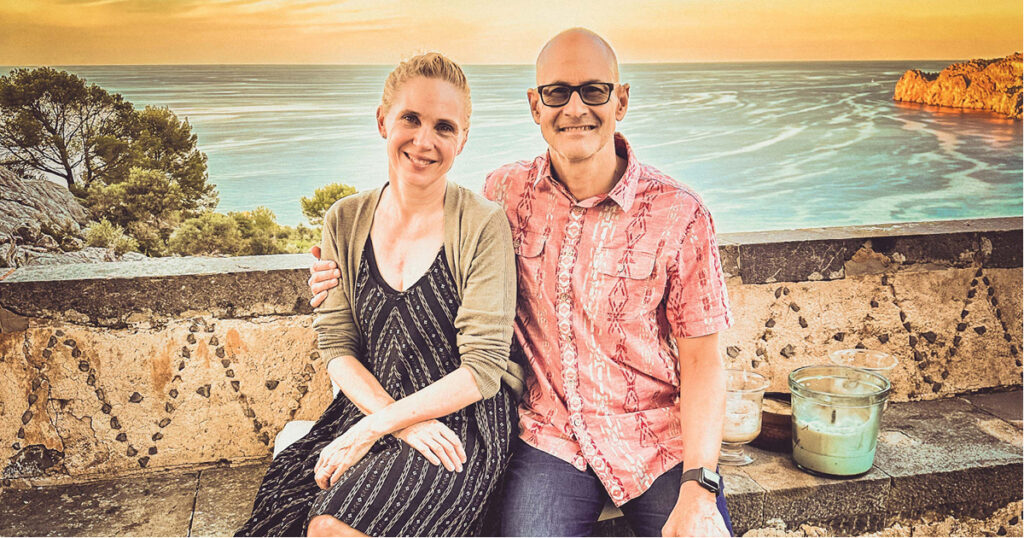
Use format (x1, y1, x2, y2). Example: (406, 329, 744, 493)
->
(500, 441, 733, 537)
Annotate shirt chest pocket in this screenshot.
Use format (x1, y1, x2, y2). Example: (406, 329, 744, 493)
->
(513, 229, 547, 292)
(582, 247, 662, 322)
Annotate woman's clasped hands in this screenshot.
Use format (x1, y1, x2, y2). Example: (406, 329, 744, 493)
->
(314, 416, 468, 490)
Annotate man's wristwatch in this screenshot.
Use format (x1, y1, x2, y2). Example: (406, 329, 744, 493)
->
(681, 467, 721, 495)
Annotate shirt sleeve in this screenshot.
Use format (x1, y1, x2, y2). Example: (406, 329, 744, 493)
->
(664, 201, 733, 339)
(453, 206, 518, 399)
(311, 203, 361, 364)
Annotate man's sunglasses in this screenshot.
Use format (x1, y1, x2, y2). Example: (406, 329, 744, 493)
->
(536, 82, 615, 107)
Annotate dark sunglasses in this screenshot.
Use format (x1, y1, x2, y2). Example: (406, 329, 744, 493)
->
(536, 82, 615, 107)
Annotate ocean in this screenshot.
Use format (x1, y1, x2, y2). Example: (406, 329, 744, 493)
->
(3, 63, 1021, 232)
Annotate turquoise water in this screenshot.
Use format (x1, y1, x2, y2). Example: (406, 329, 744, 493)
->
(4, 63, 1021, 231)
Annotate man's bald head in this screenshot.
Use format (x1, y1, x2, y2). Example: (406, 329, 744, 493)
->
(535, 28, 620, 84)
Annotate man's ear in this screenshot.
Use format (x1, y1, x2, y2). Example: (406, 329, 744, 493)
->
(615, 83, 630, 121)
(376, 106, 387, 138)
(527, 88, 542, 125)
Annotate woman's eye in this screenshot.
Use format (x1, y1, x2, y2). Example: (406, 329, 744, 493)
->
(401, 114, 417, 123)
(437, 123, 455, 133)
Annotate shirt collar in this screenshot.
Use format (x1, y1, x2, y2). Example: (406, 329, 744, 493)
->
(534, 132, 641, 212)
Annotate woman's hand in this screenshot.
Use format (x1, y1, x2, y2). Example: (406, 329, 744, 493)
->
(308, 245, 339, 308)
(393, 420, 466, 472)
(314, 417, 380, 490)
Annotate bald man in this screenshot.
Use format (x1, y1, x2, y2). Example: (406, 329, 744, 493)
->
(309, 29, 734, 537)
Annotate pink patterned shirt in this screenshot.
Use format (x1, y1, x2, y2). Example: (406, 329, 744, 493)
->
(482, 134, 732, 506)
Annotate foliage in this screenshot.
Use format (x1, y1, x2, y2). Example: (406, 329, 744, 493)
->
(167, 212, 242, 256)
(0, 67, 134, 188)
(82, 167, 186, 255)
(301, 183, 357, 226)
(83, 219, 139, 256)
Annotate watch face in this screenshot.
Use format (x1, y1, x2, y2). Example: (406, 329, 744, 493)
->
(699, 468, 721, 492)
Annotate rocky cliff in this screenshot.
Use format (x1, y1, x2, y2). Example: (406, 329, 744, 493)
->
(0, 167, 143, 268)
(893, 53, 1022, 119)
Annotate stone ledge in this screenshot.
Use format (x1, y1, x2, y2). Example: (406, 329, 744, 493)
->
(0, 392, 1019, 537)
(0, 218, 1019, 325)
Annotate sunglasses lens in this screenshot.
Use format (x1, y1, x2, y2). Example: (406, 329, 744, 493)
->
(580, 84, 611, 105)
(541, 86, 571, 106)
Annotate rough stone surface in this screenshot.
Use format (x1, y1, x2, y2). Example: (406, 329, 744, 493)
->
(893, 53, 1023, 119)
(960, 390, 1024, 428)
(0, 470, 198, 536)
(730, 448, 891, 534)
(0, 167, 90, 269)
(874, 398, 1023, 518)
(192, 463, 269, 536)
(721, 469, 767, 535)
(1, 255, 316, 326)
(0, 317, 330, 483)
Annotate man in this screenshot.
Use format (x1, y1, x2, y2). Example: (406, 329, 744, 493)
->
(309, 28, 733, 537)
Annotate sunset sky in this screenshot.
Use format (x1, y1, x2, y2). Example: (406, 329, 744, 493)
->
(1, 0, 1020, 65)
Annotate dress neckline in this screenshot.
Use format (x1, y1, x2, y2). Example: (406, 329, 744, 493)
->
(364, 237, 445, 295)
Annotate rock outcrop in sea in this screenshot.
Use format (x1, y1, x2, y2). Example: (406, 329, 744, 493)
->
(0, 167, 145, 268)
(893, 53, 1022, 119)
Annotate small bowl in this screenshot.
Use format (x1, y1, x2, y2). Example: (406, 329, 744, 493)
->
(751, 393, 792, 453)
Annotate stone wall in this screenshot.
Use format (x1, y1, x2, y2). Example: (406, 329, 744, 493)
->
(0, 217, 1020, 485)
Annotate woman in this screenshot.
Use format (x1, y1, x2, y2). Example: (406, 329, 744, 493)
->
(236, 53, 524, 537)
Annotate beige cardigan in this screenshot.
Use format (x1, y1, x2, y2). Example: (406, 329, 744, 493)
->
(312, 181, 525, 399)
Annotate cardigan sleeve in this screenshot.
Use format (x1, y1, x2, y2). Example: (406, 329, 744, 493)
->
(454, 206, 518, 399)
(312, 202, 361, 364)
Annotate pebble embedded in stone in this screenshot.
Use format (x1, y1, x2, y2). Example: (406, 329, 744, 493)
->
(221, 359, 230, 368)
(181, 347, 190, 358)
(215, 347, 225, 358)
(86, 374, 96, 386)
(967, 289, 977, 299)
(231, 381, 240, 391)
(798, 316, 808, 328)
(833, 332, 845, 342)
(974, 326, 987, 335)
(878, 334, 890, 344)
(21, 410, 32, 424)
(17, 427, 24, 439)
(789, 303, 800, 312)
(765, 319, 775, 328)
(903, 322, 912, 332)
(169, 389, 178, 399)
(921, 331, 937, 344)
(953, 336, 962, 347)
(780, 345, 796, 358)
(148, 447, 157, 455)
(101, 403, 111, 414)
(961, 309, 969, 319)
(63, 339, 75, 347)
(913, 350, 924, 361)
(159, 418, 171, 428)
(186, 334, 196, 344)
(152, 432, 162, 441)
(196, 385, 211, 398)
(126, 446, 137, 456)
(138, 456, 149, 468)
(27, 394, 37, 406)
(47, 336, 57, 347)
(110, 417, 121, 429)
(165, 403, 174, 413)
(71, 348, 81, 358)
(226, 369, 235, 378)
(774, 287, 783, 299)
(116, 433, 127, 442)
(129, 392, 143, 403)
(77, 361, 89, 372)
(726, 346, 741, 358)
(258, 432, 270, 445)
(266, 380, 279, 390)
(956, 323, 967, 332)
(209, 336, 219, 346)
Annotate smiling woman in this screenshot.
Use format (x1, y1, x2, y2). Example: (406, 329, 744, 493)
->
(234, 53, 524, 537)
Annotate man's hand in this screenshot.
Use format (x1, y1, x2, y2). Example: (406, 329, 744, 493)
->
(314, 416, 380, 490)
(662, 483, 729, 537)
(308, 245, 340, 308)
(393, 419, 467, 472)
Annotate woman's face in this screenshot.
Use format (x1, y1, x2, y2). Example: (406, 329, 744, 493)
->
(377, 76, 469, 189)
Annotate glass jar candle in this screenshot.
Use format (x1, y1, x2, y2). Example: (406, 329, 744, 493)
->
(788, 365, 890, 477)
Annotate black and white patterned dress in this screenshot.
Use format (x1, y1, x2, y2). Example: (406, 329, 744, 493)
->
(236, 240, 518, 537)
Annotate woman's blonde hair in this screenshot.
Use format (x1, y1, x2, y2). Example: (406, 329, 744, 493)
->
(381, 52, 471, 128)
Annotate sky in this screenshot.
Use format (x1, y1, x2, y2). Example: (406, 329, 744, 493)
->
(0, 0, 1020, 65)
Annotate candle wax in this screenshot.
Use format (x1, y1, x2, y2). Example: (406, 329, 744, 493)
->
(792, 405, 878, 476)
(723, 398, 761, 443)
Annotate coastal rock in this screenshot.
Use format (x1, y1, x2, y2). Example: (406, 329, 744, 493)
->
(0, 167, 148, 268)
(893, 53, 1023, 119)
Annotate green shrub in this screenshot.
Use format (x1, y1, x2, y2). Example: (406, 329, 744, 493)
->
(167, 212, 242, 256)
(83, 219, 139, 255)
(301, 183, 357, 226)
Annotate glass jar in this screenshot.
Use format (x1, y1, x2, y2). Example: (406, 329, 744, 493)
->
(789, 365, 890, 477)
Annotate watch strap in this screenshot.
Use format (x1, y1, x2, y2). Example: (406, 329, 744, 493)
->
(681, 467, 721, 495)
